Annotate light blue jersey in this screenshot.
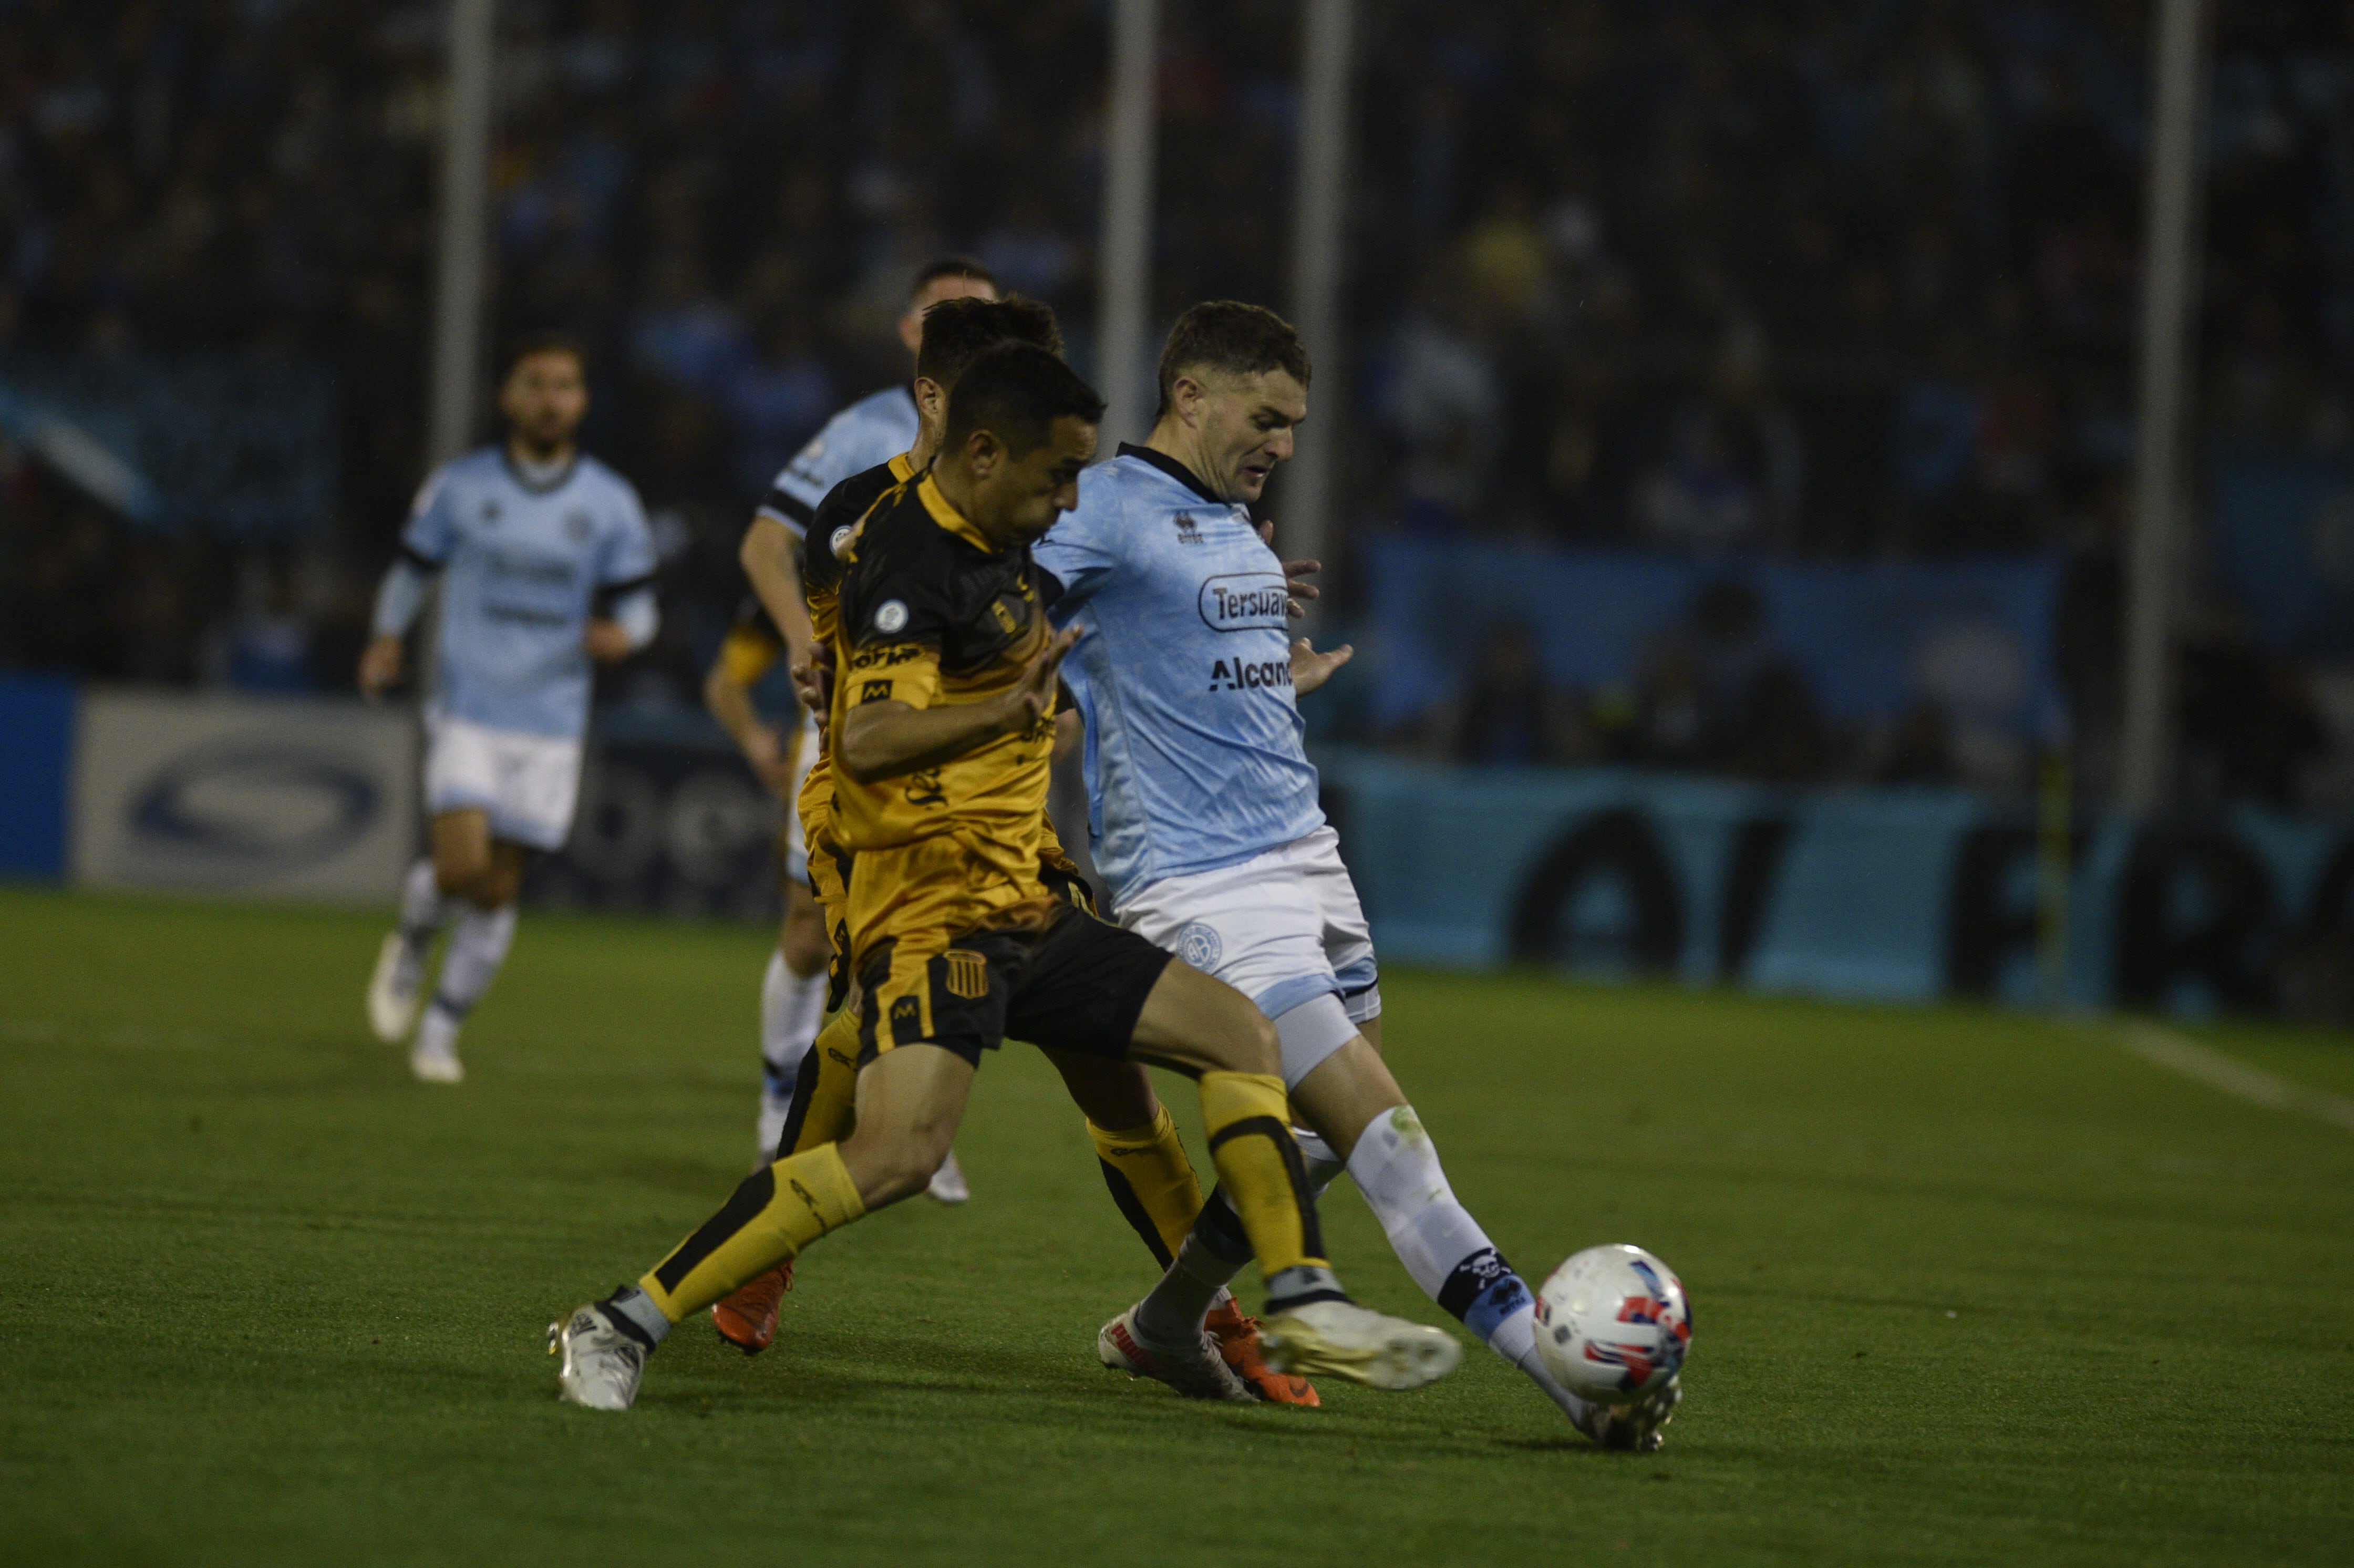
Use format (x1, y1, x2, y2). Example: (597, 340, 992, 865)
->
(1034, 445, 1323, 908)
(757, 385, 920, 535)
(401, 447, 656, 740)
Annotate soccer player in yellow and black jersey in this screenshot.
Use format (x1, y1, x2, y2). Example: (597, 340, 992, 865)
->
(706, 297, 1314, 1403)
(552, 343, 1458, 1411)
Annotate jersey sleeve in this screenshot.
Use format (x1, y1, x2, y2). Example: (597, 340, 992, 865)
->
(716, 623, 783, 687)
(398, 467, 460, 566)
(762, 415, 854, 532)
(1030, 494, 1122, 615)
(598, 481, 659, 590)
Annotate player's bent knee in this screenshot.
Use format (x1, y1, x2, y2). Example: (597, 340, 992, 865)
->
(838, 1120, 953, 1208)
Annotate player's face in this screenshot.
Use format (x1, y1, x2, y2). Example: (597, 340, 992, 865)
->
(972, 415, 1097, 544)
(1192, 369, 1306, 504)
(898, 274, 998, 357)
(500, 352, 588, 454)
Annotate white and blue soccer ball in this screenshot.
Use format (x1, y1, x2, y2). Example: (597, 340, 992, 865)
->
(1533, 1244, 1692, 1402)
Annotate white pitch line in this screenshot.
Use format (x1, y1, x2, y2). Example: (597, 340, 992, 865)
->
(2118, 1021, 2354, 1135)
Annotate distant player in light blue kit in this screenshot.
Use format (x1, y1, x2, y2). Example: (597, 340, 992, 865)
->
(728, 256, 997, 1201)
(359, 336, 659, 1084)
(1034, 302, 1680, 1445)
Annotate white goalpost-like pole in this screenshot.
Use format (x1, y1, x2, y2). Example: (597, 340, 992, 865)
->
(1287, 0, 1355, 623)
(2118, 0, 2213, 817)
(1096, 0, 1162, 450)
(427, 0, 498, 467)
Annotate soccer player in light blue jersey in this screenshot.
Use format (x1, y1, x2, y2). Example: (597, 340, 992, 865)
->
(1033, 303, 1680, 1446)
(727, 257, 997, 1202)
(359, 337, 659, 1084)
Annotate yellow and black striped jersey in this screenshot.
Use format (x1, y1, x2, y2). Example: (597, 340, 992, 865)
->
(828, 471, 1057, 885)
(793, 450, 919, 841)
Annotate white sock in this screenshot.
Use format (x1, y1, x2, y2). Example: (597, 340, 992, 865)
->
(417, 901, 517, 1056)
(1346, 1104, 1589, 1413)
(398, 858, 449, 945)
(757, 950, 829, 1152)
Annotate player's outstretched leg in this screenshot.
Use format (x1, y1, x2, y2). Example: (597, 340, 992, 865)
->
(368, 858, 447, 1043)
(553, 1040, 972, 1411)
(1138, 1022, 1674, 1447)
(1120, 964, 1459, 1393)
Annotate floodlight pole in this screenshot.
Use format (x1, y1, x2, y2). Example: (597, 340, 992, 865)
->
(1096, 0, 1161, 450)
(427, 0, 498, 466)
(2118, 0, 2212, 817)
(1287, 0, 1355, 628)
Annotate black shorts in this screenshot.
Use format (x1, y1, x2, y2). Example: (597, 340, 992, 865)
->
(855, 904, 1173, 1068)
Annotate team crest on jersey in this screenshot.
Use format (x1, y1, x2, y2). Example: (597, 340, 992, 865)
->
(1173, 513, 1203, 545)
(1178, 922, 1223, 969)
(564, 509, 593, 541)
(874, 599, 909, 634)
(942, 950, 989, 1000)
(829, 524, 855, 559)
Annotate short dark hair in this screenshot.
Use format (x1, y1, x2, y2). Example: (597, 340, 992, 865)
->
(1155, 301, 1310, 418)
(502, 332, 587, 378)
(910, 255, 997, 301)
(943, 343, 1105, 458)
(915, 296, 1064, 387)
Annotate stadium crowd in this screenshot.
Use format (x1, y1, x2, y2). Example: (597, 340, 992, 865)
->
(0, 0, 2348, 806)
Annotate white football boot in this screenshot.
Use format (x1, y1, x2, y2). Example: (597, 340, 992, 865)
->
(367, 932, 427, 1043)
(1257, 1299, 1462, 1391)
(1097, 1306, 1251, 1401)
(1575, 1373, 1681, 1453)
(550, 1303, 647, 1411)
(925, 1147, 970, 1204)
(409, 1039, 464, 1085)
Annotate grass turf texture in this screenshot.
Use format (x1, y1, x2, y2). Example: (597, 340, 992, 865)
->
(1, 887, 2349, 1567)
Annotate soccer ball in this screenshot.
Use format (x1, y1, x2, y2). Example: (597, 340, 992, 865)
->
(1533, 1244, 1692, 1402)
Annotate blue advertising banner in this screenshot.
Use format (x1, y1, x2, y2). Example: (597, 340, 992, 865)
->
(1361, 540, 2067, 736)
(1317, 749, 2354, 1018)
(2208, 451, 2354, 656)
(0, 674, 77, 878)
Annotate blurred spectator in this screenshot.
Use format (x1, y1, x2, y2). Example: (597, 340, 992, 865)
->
(1453, 622, 1557, 766)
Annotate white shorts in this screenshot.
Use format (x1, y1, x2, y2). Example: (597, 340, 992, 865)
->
(424, 715, 583, 851)
(780, 708, 820, 886)
(1117, 824, 1381, 1089)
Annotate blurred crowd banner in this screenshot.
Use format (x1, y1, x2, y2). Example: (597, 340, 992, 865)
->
(1361, 539, 2067, 736)
(2209, 451, 2354, 656)
(1319, 750, 2354, 1018)
(68, 689, 417, 900)
(1, 356, 338, 537)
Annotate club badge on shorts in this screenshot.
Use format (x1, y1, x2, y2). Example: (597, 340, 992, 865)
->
(1178, 922, 1222, 969)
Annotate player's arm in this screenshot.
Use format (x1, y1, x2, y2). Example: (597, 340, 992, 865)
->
(739, 515, 816, 667)
(584, 577, 658, 662)
(704, 634, 796, 795)
(838, 627, 1081, 785)
(362, 468, 459, 699)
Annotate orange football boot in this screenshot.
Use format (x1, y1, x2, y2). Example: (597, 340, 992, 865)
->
(1205, 1298, 1319, 1406)
(711, 1263, 793, 1355)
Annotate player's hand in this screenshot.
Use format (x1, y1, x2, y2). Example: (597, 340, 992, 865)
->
(793, 643, 835, 715)
(1000, 625, 1082, 734)
(583, 619, 634, 663)
(1290, 636, 1353, 695)
(741, 724, 798, 796)
(1255, 519, 1322, 618)
(357, 634, 404, 701)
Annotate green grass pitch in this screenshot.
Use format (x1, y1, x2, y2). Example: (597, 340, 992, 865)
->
(1, 886, 2349, 1566)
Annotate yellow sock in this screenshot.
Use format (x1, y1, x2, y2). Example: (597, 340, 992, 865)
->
(784, 1008, 863, 1155)
(1088, 1107, 1204, 1266)
(1196, 1071, 1326, 1278)
(637, 1144, 866, 1322)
